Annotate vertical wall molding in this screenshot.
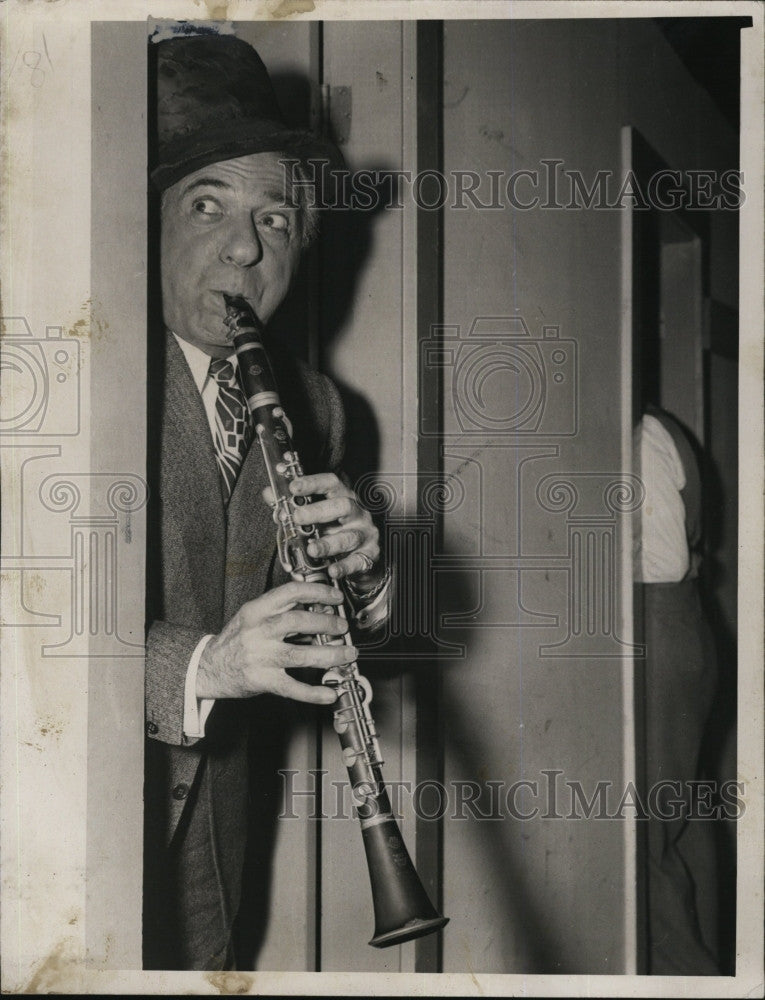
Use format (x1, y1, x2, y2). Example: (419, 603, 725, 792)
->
(409, 19, 447, 976)
(619, 124, 643, 976)
(88, 21, 147, 968)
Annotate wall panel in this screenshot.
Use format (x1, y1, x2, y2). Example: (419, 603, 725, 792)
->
(440, 20, 627, 973)
(436, 17, 738, 974)
(319, 19, 418, 973)
(88, 21, 147, 969)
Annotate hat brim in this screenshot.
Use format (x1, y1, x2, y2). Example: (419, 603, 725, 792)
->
(151, 117, 344, 194)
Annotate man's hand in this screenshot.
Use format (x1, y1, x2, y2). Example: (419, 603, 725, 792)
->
(196, 581, 356, 704)
(265, 473, 381, 583)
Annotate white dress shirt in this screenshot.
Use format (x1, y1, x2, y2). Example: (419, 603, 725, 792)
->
(173, 333, 240, 739)
(633, 413, 690, 584)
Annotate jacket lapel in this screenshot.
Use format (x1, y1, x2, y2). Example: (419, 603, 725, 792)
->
(223, 423, 276, 620)
(162, 332, 227, 629)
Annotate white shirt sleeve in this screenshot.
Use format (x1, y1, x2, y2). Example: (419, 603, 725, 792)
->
(183, 635, 216, 740)
(634, 414, 690, 583)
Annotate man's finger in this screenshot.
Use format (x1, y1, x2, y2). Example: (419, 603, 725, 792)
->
(292, 496, 356, 524)
(272, 673, 339, 706)
(326, 551, 380, 580)
(274, 609, 349, 638)
(307, 529, 364, 559)
(289, 473, 348, 497)
(281, 643, 359, 669)
(244, 581, 343, 618)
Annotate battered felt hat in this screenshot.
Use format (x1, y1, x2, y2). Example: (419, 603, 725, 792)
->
(150, 34, 342, 192)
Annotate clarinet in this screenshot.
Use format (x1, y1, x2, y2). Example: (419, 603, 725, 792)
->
(223, 294, 448, 948)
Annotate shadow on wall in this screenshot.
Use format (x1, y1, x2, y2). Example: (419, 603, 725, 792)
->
(233, 698, 317, 967)
(230, 98, 580, 971)
(317, 168, 407, 488)
(335, 515, 570, 972)
(437, 666, 571, 972)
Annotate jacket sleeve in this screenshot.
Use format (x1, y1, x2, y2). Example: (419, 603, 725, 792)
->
(145, 620, 206, 747)
(319, 371, 347, 475)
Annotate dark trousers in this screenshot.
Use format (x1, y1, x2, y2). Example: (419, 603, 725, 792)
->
(644, 579, 719, 975)
(143, 758, 237, 971)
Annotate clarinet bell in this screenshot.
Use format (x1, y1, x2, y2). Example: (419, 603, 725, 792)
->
(360, 791, 448, 947)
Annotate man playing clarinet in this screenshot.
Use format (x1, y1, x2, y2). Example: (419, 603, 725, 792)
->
(143, 32, 390, 970)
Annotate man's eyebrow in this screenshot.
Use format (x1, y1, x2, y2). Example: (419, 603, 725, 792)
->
(179, 177, 298, 208)
(260, 188, 298, 208)
(181, 177, 232, 195)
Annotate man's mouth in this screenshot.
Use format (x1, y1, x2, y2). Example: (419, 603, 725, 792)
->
(212, 289, 256, 306)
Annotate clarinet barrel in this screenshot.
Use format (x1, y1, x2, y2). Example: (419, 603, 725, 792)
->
(223, 294, 447, 948)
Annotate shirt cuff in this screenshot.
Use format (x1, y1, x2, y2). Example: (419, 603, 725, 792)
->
(346, 567, 393, 632)
(183, 633, 216, 739)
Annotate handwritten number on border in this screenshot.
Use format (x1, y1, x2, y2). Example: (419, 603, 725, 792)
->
(12, 33, 53, 88)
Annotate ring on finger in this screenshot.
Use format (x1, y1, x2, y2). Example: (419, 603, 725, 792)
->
(355, 551, 375, 574)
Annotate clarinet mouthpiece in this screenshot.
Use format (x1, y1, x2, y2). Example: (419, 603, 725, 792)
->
(223, 294, 263, 343)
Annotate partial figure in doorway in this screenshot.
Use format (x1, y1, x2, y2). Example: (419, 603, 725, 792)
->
(633, 404, 719, 975)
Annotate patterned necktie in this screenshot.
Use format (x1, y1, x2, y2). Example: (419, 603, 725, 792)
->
(208, 358, 252, 502)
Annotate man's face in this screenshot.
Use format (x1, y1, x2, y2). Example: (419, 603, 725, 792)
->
(161, 151, 304, 357)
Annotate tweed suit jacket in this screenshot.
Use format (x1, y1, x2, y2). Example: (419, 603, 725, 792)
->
(144, 330, 345, 867)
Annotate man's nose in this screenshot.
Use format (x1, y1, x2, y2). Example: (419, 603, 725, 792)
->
(219, 214, 262, 267)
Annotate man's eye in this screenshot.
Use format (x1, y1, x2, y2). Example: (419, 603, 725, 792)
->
(191, 198, 222, 217)
(258, 213, 290, 233)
